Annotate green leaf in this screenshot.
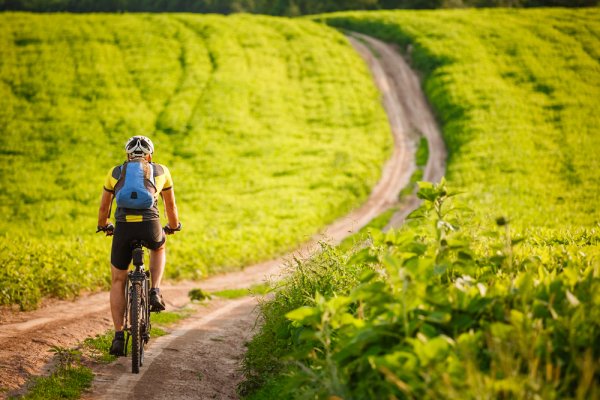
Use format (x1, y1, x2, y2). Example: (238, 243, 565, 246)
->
(286, 306, 319, 323)
(406, 207, 427, 220)
(426, 311, 452, 324)
(348, 249, 379, 266)
(451, 313, 475, 331)
(489, 322, 514, 340)
(298, 328, 318, 342)
(370, 350, 419, 372)
(339, 313, 365, 328)
(328, 295, 351, 312)
(509, 309, 524, 326)
(433, 263, 447, 276)
(566, 290, 580, 307)
(358, 269, 378, 283)
(412, 336, 451, 365)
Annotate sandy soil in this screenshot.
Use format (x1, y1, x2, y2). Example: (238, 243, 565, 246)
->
(0, 34, 445, 399)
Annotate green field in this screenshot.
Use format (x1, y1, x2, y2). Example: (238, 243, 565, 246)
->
(0, 13, 392, 309)
(242, 8, 600, 399)
(318, 7, 600, 231)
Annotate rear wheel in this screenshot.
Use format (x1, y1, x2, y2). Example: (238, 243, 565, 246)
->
(130, 283, 142, 374)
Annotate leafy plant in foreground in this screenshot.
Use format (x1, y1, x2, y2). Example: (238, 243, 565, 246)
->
(243, 181, 599, 399)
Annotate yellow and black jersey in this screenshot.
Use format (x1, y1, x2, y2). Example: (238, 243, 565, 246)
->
(104, 162, 173, 223)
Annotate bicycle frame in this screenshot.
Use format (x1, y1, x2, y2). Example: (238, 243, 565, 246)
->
(123, 241, 151, 372)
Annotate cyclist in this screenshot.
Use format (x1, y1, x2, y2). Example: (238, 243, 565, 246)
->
(97, 135, 181, 356)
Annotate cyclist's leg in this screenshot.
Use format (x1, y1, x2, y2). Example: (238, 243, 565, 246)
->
(149, 244, 166, 289)
(144, 220, 167, 311)
(110, 222, 133, 329)
(143, 219, 166, 290)
(148, 245, 166, 311)
(110, 265, 129, 330)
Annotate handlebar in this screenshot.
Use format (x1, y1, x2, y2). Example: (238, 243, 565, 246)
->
(96, 222, 182, 236)
(163, 222, 182, 235)
(96, 223, 115, 236)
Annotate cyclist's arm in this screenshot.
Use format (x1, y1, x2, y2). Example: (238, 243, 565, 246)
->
(98, 189, 114, 227)
(162, 188, 179, 229)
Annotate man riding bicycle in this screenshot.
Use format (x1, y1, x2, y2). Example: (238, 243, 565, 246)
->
(97, 135, 181, 356)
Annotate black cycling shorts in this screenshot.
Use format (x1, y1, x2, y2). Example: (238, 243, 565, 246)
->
(111, 220, 166, 270)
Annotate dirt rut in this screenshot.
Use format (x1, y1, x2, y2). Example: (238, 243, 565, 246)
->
(0, 34, 445, 399)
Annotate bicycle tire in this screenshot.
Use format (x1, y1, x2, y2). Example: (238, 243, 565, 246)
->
(130, 282, 142, 374)
(139, 280, 149, 366)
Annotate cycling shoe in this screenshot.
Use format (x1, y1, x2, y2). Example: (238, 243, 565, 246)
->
(109, 335, 125, 356)
(149, 288, 166, 312)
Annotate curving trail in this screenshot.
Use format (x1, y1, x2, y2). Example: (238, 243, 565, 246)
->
(0, 34, 445, 399)
(347, 33, 446, 229)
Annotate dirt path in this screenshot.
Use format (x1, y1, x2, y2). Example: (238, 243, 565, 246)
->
(87, 297, 258, 400)
(347, 33, 446, 228)
(0, 34, 445, 399)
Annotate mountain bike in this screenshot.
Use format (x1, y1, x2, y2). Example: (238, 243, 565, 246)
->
(123, 240, 152, 374)
(97, 222, 181, 373)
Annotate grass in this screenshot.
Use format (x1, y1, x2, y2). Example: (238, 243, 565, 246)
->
(241, 8, 600, 399)
(10, 346, 93, 400)
(0, 12, 392, 309)
(399, 136, 428, 198)
(14, 366, 93, 400)
(211, 283, 271, 299)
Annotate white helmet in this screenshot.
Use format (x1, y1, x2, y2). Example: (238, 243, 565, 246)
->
(125, 136, 154, 158)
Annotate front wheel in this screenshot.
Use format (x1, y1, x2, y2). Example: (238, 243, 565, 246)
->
(130, 283, 143, 374)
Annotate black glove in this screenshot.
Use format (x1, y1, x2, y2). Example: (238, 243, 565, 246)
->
(96, 223, 115, 236)
(163, 222, 182, 235)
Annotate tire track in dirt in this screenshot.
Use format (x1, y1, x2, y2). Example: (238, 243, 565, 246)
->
(0, 33, 445, 399)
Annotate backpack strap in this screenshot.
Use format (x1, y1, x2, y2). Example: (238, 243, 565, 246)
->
(148, 162, 156, 188)
(114, 162, 128, 193)
(109, 163, 127, 217)
(120, 162, 128, 179)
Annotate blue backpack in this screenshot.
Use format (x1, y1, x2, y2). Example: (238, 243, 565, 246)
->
(114, 159, 157, 209)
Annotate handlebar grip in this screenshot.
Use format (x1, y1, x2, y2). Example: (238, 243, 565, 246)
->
(97, 223, 115, 234)
(163, 222, 182, 234)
